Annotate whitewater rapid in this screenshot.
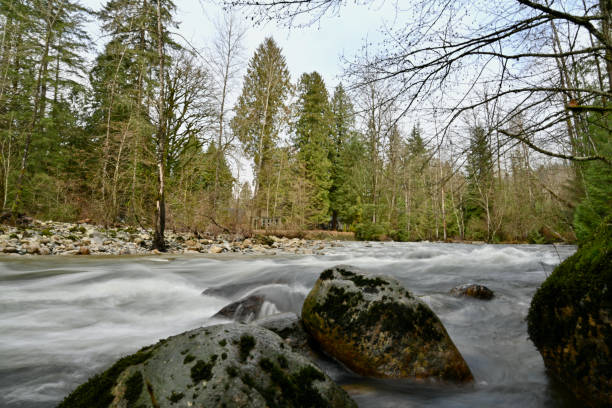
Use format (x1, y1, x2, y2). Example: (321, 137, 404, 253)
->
(0, 242, 579, 407)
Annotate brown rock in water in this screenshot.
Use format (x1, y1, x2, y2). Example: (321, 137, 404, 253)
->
(302, 265, 473, 382)
(450, 284, 494, 300)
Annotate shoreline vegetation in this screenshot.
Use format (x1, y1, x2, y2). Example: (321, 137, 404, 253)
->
(0, 218, 573, 257)
(1, 3, 600, 252)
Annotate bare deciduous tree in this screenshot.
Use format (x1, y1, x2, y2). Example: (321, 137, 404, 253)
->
(228, 0, 612, 165)
(205, 11, 246, 212)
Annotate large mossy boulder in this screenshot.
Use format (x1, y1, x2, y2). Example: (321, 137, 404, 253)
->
(301, 265, 473, 382)
(58, 323, 356, 408)
(528, 221, 612, 407)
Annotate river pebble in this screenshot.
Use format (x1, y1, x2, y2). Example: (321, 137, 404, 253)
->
(0, 220, 341, 256)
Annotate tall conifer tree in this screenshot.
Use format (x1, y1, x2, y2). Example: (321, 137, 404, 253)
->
(328, 83, 354, 229)
(293, 72, 332, 227)
(231, 37, 290, 219)
(0, 0, 90, 214)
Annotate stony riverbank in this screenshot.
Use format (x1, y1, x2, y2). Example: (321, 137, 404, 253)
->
(0, 220, 341, 256)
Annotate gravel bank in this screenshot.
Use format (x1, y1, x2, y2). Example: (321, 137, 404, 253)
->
(0, 220, 342, 256)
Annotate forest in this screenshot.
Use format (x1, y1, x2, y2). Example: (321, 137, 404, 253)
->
(0, 0, 610, 248)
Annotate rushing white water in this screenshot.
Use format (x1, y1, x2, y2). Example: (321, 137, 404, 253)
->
(0, 242, 580, 407)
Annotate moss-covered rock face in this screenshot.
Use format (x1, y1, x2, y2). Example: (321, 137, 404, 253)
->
(57, 323, 357, 408)
(302, 265, 473, 382)
(528, 221, 612, 408)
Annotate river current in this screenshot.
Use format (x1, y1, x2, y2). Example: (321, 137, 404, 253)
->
(0, 242, 580, 407)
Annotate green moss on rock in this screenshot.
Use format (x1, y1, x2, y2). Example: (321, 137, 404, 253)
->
(366, 301, 442, 342)
(310, 284, 440, 342)
(226, 366, 238, 377)
(253, 357, 329, 408)
(124, 371, 144, 405)
(320, 267, 388, 293)
(277, 355, 288, 369)
(59, 323, 356, 408)
(238, 334, 256, 361)
(311, 286, 363, 327)
(528, 220, 612, 407)
(190, 358, 215, 383)
(57, 350, 152, 408)
(302, 266, 472, 382)
(168, 391, 184, 403)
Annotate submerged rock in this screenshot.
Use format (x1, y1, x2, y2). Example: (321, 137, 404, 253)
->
(301, 265, 473, 382)
(528, 221, 612, 408)
(450, 284, 494, 300)
(213, 295, 266, 323)
(58, 323, 356, 408)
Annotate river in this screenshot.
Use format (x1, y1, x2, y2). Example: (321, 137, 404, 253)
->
(0, 242, 581, 407)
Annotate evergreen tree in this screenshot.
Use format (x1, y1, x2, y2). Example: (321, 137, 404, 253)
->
(384, 124, 403, 231)
(0, 0, 91, 215)
(293, 71, 332, 227)
(92, 0, 180, 243)
(334, 134, 367, 226)
(401, 123, 430, 240)
(231, 37, 290, 218)
(406, 123, 426, 157)
(573, 115, 612, 242)
(328, 83, 355, 230)
(465, 125, 494, 240)
(201, 142, 234, 208)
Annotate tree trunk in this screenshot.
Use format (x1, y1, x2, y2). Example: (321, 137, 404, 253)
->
(601, 0, 612, 91)
(213, 29, 233, 212)
(253, 81, 271, 218)
(153, 0, 167, 251)
(272, 151, 283, 218)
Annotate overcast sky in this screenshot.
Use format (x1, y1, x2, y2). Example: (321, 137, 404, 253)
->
(81, 0, 399, 87)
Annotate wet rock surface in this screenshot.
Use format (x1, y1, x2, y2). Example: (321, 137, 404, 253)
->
(0, 220, 341, 257)
(254, 313, 312, 356)
(58, 323, 357, 408)
(450, 284, 494, 300)
(301, 265, 474, 382)
(213, 295, 266, 323)
(528, 222, 612, 408)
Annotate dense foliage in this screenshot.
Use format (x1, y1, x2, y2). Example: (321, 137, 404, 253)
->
(0, 0, 608, 244)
